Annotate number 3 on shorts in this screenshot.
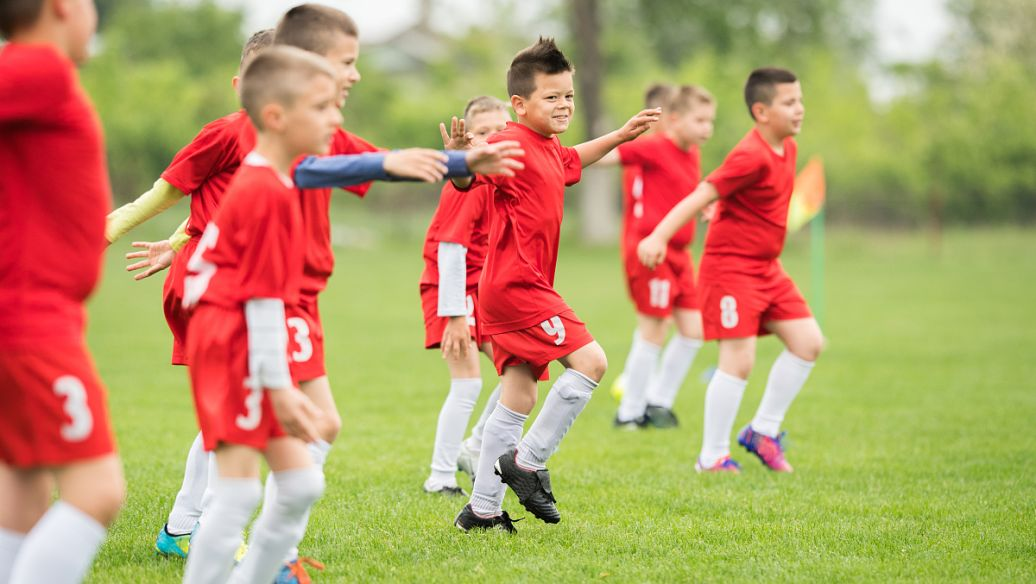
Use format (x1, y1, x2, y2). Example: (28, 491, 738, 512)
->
(720, 295, 740, 329)
(286, 316, 313, 363)
(53, 375, 93, 442)
(540, 316, 566, 346)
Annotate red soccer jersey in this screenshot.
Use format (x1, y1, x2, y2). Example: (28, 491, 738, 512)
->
(419, 182, 492, 289)
(619, 163, 641, 250)
(618, 133, 700, 248)
(704, 128, 798, 260)
(184, 154, 304, 310)
(0, 44, 111, 346)
(477, 122, 582, 334)
(161, 110, 255, 239)
(297, 128, 378, 296)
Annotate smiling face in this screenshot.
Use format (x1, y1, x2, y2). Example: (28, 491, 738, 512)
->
(754, 81, 805, 139)
(512, 71, 575, 137)
(320, 32, 361, 108)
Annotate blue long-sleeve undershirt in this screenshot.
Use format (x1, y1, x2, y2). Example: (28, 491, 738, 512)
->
(293, 150, 471, 189)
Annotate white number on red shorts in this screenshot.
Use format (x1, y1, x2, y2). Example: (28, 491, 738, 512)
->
(183, 224, 221, 308)
(236, 383, 263, 431)
(648, 278, 671, 309)
(53, 375, 93, 442)
(465, 295, 476, 327)
(540, 316, 566, 346)
(720, 295, 740, 329)
(286, 316, 313, 363)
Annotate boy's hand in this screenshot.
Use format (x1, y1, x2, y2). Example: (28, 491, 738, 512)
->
(126, 240, 175, 281)
(701, 201, 718, 222)
(465, 141, 525, 177)
(637, 234, 668, 269)
(618, 108, 662, 142)
(439, 117, 475, 151)
(441, 316, 471, 361)
(384, 149, 450, 182)
(269, 389, 323, 444)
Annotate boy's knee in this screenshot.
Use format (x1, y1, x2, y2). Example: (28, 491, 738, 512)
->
(317, 408, 342, 444)
(276, 468, 325, 515)
(789, 335, 824, 363)
(583, 348, 608, 382)
(73, 474, 126, 527)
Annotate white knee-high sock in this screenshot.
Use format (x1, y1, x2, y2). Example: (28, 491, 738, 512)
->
(616, 335, 661, 422)
(429, 378, 482, 485)
(167, 432, 209, 534)
(465, 383, 501, 451)
(751, 351, 815, 438)
(646, 335, 703, 409)
(230, 467, 324, 584)
(699, 370, 748, 467)
(270, 439, 331, 564)
(516, 369, 597, 470)
(8, 502, 106, 584)
(183, 477, 261, 584)
(0, 527, 25, 584)
(469, 404, 526, 517)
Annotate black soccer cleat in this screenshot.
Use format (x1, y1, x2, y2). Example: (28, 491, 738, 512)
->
(613, 413, 649, 431)
(645, 405, 679, 429)
(453, 504, 519, 534)
(493, 449, 561, 524)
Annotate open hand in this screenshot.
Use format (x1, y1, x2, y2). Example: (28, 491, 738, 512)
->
(126, 240, 175, 281)
(384, 149, 450, 182)
(439, 116, 475, 151)
(465, 140, 525, 177)
(619, 108, 662, 142)
(701, 201, 718, 222)
(269, 389, 323, 444)
(637, 234, 667, 269)
(441, 316, 471, 361)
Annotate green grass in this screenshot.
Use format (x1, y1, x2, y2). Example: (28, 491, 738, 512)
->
(84, 223, 1036, 583)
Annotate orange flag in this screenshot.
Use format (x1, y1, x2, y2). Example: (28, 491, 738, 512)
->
(787, 156, 826, 232)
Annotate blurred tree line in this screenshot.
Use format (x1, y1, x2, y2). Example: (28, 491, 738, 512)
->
(77, 0, 1036, 226)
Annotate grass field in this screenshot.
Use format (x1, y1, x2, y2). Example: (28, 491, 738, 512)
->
(83, 221, 1035, 583)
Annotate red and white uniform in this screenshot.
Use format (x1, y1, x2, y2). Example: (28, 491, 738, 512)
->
(699, 128, 811, 340)
(419, 182, 492, 348)
(477, 122, 594, 380)
(0, 44, 116, 466)
(184, 155, 304, 451)
(617, 133, 702, 317)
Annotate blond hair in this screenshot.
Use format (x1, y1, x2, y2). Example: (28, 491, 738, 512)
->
(463, 96, 508, 123)
(239, 46, 336, 130)
(667, 85, 715, 115)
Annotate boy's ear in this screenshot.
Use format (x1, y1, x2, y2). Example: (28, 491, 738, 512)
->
(751, 102, 767, 123)
(231, 76, 241, 93)
(260, 102, 286, 132)
(510, 95, 526, 117)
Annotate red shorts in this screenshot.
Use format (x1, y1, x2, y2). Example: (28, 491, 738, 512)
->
(489, 309, 595, 381)
(0, 343, 116, 467)
(163, 237, 197, 366)
(187, 304, 288, 452)
(420, 284, 483, 348)
(698, 256, 812, 341)
(287, 296, 325, 383)
(623, 242, 698, 317)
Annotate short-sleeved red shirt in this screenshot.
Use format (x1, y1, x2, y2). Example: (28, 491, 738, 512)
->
(185, 154, 304, 310)
(705, 128, 797, 260)
(419, 182, 492, 289)
(619, 163, 641, 250)
(0, 44, 111, 347)
(477, 122, 582, 334)
(618, 133, 700, 248)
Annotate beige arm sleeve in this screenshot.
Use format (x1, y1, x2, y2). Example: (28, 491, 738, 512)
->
(168, 218, 190, 252)
(105, 178, 185, 243)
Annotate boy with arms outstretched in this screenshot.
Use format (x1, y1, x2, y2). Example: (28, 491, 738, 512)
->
(638, 68, 823, 473)
(0, 1, 126, 582)
(597, 85, 716, 429)
(453, 38, 659, 532)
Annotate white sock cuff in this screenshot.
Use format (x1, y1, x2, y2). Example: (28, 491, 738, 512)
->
(713, 369, 749, 388)
(672, 334, 704, 349)
(51, 501, 106, 541)
(561, 368, 598, 392)
(449, 377, 483, 399)
(307, 439, 332, 467)
(213, 477, 263, 510)
(270, 466, 325, 511)
(779, 350, 816, 369)
(633, 334, 663, 354)
(495, 403, 529, 425)
(0, 526, 26, 545)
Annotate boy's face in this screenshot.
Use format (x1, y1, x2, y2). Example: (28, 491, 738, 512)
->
(61, 0, 98, 64)
(669, 103, 715, 147)
(321, 32, 361, 109)
(277, 74, 343, 156)
(466, 109, 511, 146)
(757, 81, 804, 137)
(513, 71, 575, 137)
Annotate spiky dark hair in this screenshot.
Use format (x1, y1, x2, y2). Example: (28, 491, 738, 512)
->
(506, 37, 574, 98)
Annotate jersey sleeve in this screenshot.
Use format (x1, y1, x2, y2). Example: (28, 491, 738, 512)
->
(0, 48, 73, 124)
(431, 183, 486, 248)
(616, 139, 649, 167)
(160, 124, 236, 196)
(235, 189, 298, 301)
(562, 146, 582, 186)
(706, 146, 764, 198)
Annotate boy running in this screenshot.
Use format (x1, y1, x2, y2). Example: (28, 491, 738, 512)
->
(638, 68, 823, 473)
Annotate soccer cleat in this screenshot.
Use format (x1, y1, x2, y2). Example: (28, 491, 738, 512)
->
(453, 504, 519, 534)
(738, 425, 794, 472)
(609, 373, 627, 402)
(154, 524, 192, 558)
(456, 442, 480, 481)
(612, 413, 648, 431)
(274, 556, 325, 584)
(423, 483, 468, 497)
(493, 449, 560, 524)
(645, 405, 680, 429)
(694, 455, 742, 473)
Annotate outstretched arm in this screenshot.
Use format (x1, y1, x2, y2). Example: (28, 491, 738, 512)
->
(637, 181, 719, 269)
(574, 108, 660, 168)
(106, 178, 186, 244)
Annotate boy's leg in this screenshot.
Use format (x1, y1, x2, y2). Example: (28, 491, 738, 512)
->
(426, 341, 482, 493)
(608, 328, 639, 400)
(0, 465, 51, 584)
(184, 446, 261, 584)
(231, 439, 323, 584)
(698, 338, 755, 469)
(463, 342, 499, 452)
(156, 432, 209, 556)
(615, 317, 664, 425)
(8, 455, 124, 584)
(751, 317, 822, 437)
(645, 308, 704, 411)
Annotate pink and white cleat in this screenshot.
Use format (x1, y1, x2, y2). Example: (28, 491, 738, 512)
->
(738, 425, 793, 472)
(694, 455, 741, 473)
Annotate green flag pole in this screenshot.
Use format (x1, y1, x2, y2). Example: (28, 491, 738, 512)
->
(810, 207, 826, 327)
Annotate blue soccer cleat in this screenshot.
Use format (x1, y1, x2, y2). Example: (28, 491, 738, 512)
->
(274, 556, 325, 584)
(154, 524, 192, 558)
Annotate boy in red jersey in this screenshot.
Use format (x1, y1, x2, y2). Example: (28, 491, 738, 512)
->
(419, 96, 511, 496)
(453, 38, 660, 532)
(179, 45, 337, 584)
(597, 86, 716, 430)
(638, 68, 823, 473)
(0, 1, 126, 582)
